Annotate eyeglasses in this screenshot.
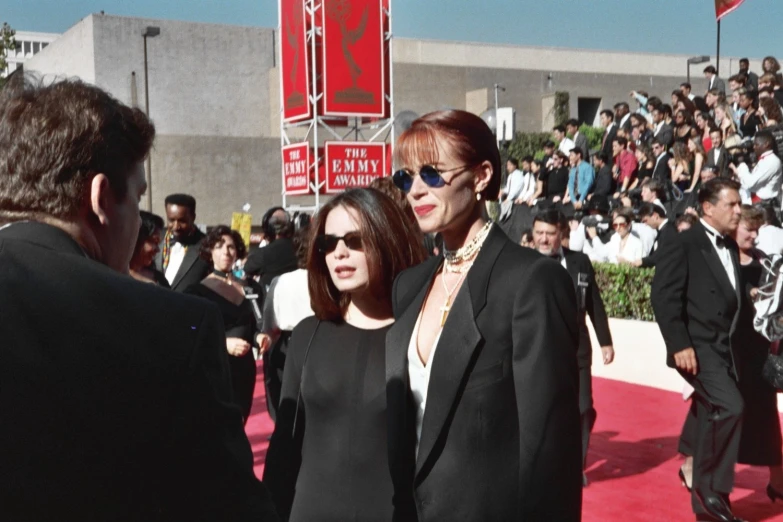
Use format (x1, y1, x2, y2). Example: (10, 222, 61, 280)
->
(392, 164, 473, 193)
(315, 232, 363, 254)
(612, 222, 629, 229)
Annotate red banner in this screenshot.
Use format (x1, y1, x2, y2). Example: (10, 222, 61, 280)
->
(324, 142, 387, 193)
(282, 143, 311, 195)
(321, 0, 386, 117)
(715, 0, 745, 20)
(280, 0, 311, 122)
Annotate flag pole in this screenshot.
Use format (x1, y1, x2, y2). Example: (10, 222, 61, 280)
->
(716, 19, 721, 76)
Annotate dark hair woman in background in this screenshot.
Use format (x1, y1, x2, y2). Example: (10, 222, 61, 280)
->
(129, 210, 169, 287)
(263, 188, 427, 522)
(185, 225, 263, 423)
(386, 110, 581, 521)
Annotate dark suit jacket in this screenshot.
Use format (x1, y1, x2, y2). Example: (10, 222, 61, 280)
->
(640, 221, 678, 268)
(562, 248, 612, 368)
(705, 145, 731, 178)
(0, 222, 279, 522)
(651, 222, 741, 372)
(708, 75, 727, 94)
(653, 123, 674, 148)
(155, 228, 211, 292)
(592, 164, 615, 197)
(386, 226, 582, 522)
(574, 132, 590, 161)
(601, 124, 618, 163)
(244, 237, 298, 288)
(652, 153, 672, 184)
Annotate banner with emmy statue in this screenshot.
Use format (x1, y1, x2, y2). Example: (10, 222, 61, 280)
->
(321, 0, 387, 118)
(280, 0, 311, 122)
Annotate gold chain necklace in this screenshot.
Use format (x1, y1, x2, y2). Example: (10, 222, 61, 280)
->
(439, 270, 468, 327)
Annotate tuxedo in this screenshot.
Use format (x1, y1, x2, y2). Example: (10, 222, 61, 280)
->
(386, 226, 582, 521)
(561, 248, 612, 469)
(651, 222, 743, 517)
(640, 221, 678, 268)
(705, 145, 731, 178)
(156, 228, 210, 292)
(652, 152, 672, 184)
(601, 124, 618, 164)
(0, 222, 279, 522)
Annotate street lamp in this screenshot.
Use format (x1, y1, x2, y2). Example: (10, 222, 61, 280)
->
(686, 55, 710, 85)
(142, 26, 160, 212)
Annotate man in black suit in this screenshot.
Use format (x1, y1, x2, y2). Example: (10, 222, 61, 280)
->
(591, 152, 615, 198)
(615, 102, 632, 132)
(158, 193, 210, 291)
(705, 128, 731, 178)
(633, 202, 678, 268)
(567, 118, 590, 161)
(599, 110, 618, 165)
(532, 209, 614, 484)
(652, 178, 744, 522)
(739, 58, 759, 92)
(244, 212, 298, 288)
(651, 139, 673, 183)
(0, 79, 279, 521)
(652, 107, 674, 148)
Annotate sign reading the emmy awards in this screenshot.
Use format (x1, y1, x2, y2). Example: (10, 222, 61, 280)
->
(324, 141, 386, 193)
(282, 143, 311, 195)
(321, 0, 386, 117)
(280, 0, 311, 122)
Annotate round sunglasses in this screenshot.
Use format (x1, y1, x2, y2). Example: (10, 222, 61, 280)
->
(315, 232, 363, 254)
(392, 164, 473, 193)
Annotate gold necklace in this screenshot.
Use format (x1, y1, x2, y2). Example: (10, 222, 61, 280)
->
(439, 269, 468, 327)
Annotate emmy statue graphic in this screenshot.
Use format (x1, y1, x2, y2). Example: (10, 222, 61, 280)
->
(285, 5, 305, 109)
(326, 0, 375, 105)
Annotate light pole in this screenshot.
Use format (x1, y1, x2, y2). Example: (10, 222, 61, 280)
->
(494, 83, 506, 145)
(686, 55, 710, 85)
(142, 26, 160, 212)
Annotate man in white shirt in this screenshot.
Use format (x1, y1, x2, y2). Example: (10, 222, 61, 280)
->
(553, 125, 575, 156)
(733, 131, 783, 205)
(158, 193, 210, 292)
(499, 157, 526, 221)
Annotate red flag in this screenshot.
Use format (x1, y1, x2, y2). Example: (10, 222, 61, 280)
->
(715, 0, 745, 20)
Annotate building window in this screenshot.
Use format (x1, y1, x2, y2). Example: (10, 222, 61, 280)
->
(23, 41, 31, 55)
(577, 97, 602, 127)
(33, 42, 40, 54)
(42, 42, 48, 49)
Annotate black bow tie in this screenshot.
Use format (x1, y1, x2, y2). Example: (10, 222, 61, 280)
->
(705, 228, 726, 248)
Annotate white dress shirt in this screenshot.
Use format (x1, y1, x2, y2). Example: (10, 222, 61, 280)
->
(756, 224, 783, 257)
(264, 269, 313, 335)
(408, 313, 442, 455)
(503, 169, 525, 201)
(700, 219, 736, 290)
(518, 171, 536, 202)
(590, 232, 644, 264)
(739, 151, 783, 201)
(558, 137, 576, 155)
(631, 222, 657, 256)
(164, 242, 187, 285)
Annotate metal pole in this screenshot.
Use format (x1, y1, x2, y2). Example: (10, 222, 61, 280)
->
(716, 20, 721, 77)
(494, 84, 499, 146)
(143, 35, 152, 212)
(687, 63, 690, 85)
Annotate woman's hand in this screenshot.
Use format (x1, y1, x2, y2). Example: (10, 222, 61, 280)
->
(227, 337, 251, 357)
(256, 333, 272, 355)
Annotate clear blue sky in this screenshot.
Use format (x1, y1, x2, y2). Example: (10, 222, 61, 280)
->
(6, 0, 782, 58)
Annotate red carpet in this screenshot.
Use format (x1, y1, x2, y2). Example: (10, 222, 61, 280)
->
(245, 362, 783, 521)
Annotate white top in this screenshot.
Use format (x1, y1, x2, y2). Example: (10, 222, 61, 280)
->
(503, 169, 526, 201)
(739, 151, 783, 201)
(631, 222, 657, 256)
(270, 269, 313, 332)
(518, 171, 536, 202)
(757, 225, 783, 257)
(164, 242, 187, 285)
(700, 219, 736, 290)
(558, 137, 576, 155)
(590, 232, 644, 264)
(407, 311, 443, 456)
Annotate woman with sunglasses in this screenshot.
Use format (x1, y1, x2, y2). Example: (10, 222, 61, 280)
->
(263, 188, 426, 522)
(588, 208, 644, 265)
(386, 110, 582, 521)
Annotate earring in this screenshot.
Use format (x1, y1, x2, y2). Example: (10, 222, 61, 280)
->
(476, 193, 482, 201)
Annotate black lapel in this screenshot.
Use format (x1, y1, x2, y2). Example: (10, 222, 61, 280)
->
(695, 224, 737, 306)
(415, 225, 507, 476)
(0, 221, 88, 258)
(171, 246, 200, 289)
(562, 248, 580, 285)
(727, 240, 742, 335)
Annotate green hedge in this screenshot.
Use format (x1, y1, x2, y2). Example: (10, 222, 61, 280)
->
(593, 263, 655, 321)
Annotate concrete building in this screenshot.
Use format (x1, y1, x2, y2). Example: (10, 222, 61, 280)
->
(2, 31, 60, 77)
(23, 13, 757, 225)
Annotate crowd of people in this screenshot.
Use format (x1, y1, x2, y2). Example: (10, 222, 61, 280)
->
(4, 56, 783, 522)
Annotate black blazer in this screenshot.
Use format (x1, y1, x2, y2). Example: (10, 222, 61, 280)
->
(592, 164, 615, 197)
(244, 237, 299, 288)
(386, 226, 582, 522)
(651, 222, 741, 371)
(562, 248, 612, 368)
(652, 153, 672, 184)
(640, 221, 678, 268)
(0, 222, 279, 522)
(653, 123, 674, 148)
(156, 229, 211, 292)
(705, 146, 731, 179)
(601, 124, 618, 163)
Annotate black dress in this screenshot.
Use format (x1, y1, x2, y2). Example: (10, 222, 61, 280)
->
(545, 166, 570, 199)
(739, 111, 761, 140)
(263, 317, 393, 522)
(185, 284, 258, 421)
(736, 252, 783, 466)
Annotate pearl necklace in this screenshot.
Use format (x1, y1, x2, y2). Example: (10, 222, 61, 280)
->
(443, 221, 492, 273)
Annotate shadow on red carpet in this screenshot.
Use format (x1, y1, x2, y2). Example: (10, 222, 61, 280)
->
(246, 361, 783, 521)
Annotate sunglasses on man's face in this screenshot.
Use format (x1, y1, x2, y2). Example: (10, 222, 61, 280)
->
(315, 232, 363, 254)
(392, 164, 473, 193)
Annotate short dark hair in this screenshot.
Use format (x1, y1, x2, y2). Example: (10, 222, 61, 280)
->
(642, 178, 665, 199)
(543, 140, 556, 149)
(613, 136, 628, 148)
(269, 215, 294, 240)
(704, 65, 717, 74)
(553, 125, 566, 133)
(570, 148, 583, 157)
(661, 104, 673, 117)
(740, 57, 750, 66)
(637, 202, 666, 220)
(651, 138, 666, 148)
(0, 78, 155, 222)
(138, 210, 164, 244)
(307, 188, 427, 321)
(533, 208, 565, 228)
(507, 157, 519, 168)
(199, 225, 248, 265)
(698, 178, 741, 208)
(164, 194, 197, 214)
(522, 155, 534, 163)
(755, 130, 778, 154)
(594, 152, 608, 164)
(565, 119, 579, 128)
(614, 102, 630, 111)
(600, 109, 614, 121)
(680, 82, 692, 90)
(676, 213, 698, 228)
(612, 207, 636, 224)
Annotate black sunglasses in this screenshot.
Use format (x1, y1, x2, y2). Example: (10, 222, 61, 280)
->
(392, 164, 473, 193)
(315, 232, 363, 253)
